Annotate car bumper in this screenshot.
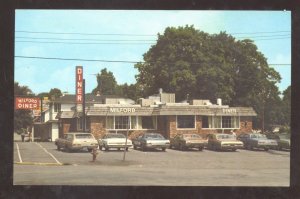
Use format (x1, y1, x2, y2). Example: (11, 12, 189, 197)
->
(256, 144, 277, 149)
(146, 143, 170, 148)
(185, 143, 205, 148)
(106, 144, 132, 148)
(70, 144, 98, 150)
(221, 145, 244, 150)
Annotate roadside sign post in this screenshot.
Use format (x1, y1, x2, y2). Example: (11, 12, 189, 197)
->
(122, 117, 130, 161)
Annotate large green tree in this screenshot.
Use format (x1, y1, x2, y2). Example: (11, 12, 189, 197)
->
(135, 25, 282, 130)
(49, 88, 62, 99)
(14, 82, 34, 133)
(92, 68, 118, 95)
(281, 86, 291, 126)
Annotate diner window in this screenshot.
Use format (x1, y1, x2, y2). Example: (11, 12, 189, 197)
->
(106, 116, 157, 130)
(54, 103, 61, 112)
(115, 116, 129, 129)
(77, 117, 83, 130)
(106, 116, 114, 129)
(202, 116, 239, 129)
(202, 116, 209, 128)
(222, 116, 232, 128)
(141, 116, 156, 129)
(177, 115, 195, 129)
(213, 116, 222, 128)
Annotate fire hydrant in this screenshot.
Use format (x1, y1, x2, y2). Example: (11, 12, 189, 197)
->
(91, 147, 99, 162)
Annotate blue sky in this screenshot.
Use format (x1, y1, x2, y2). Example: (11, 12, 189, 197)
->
(15, 10, 291, 95)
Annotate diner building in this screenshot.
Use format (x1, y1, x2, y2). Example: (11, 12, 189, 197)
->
(46, 89, 257, 140)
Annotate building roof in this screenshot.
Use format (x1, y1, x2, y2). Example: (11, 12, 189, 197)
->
(52, 94, 124, 104)
(83, 105, 257, 117)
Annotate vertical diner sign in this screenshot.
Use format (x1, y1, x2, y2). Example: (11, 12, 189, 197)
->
(76, 66, 83, 111)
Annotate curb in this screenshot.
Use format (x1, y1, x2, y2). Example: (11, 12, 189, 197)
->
(14, 162, 71, 166)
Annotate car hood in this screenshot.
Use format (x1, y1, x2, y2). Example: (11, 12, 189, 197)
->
(252, 138, 274, 142)
(103, 138, 130, 142)
(219, 140, 243, 144)
(279, 139, 290, 143)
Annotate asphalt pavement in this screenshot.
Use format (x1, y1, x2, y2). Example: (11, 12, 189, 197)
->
(13, 141, 290, 186)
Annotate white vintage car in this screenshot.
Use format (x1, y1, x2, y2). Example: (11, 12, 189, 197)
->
(98, 133, 132, 151)
(55, 132, 98, 152)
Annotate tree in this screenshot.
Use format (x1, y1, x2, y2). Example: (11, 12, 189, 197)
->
(92, 68, 117, 95)
(281, 86, 291, 126)
(14, 82, 34, 133)
(49, 88, 62, 99)
(135, 25, 282, 130)
(116, 83, 142, 101)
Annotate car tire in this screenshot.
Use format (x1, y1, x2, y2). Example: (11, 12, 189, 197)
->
(212, 145, 216, 151)
(179, 144, 185, 151)
(99, 146, 103, 150)
(264, 148, 269, 151)
(105, 146, 109, 151)
(133, 145, 137, 150)
(125, 147, 129, 151)
(142, 144, 147, 151)
(162, 147, 166, 152)
(199, 147, 203, 151)
(232, 148, 237, 152)
(87, 148, 92, 152)
(278, 146, 282, 151)
(65, 146, 71, 153)
(247, 144, 252, 150)
(57, 145, 61, 151)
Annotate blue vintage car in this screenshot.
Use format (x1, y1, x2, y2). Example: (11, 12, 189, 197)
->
(132, 133, 170, 151)
(237, 133, 278, 151)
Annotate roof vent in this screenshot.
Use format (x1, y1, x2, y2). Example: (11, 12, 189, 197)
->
(217, 98, 222, 106)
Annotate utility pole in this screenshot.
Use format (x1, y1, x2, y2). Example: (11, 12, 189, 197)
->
(83, 79, 86, 132)
(123, 116, 130, 161)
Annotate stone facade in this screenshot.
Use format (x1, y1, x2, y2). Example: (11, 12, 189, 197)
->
(61, 115, 254, 139)
(90, 116, 106, 139)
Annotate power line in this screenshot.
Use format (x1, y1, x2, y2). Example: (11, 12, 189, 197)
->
(230, 30, 290, 35)
(16, 30, 156, 37)
(15, 56, 141, 63)
(15, 55, 291, 66)
(15, 41, 155, 45)
(15, 36, 157, 42)
(16, 34, 290, 41)
(15, 36, 290, 45)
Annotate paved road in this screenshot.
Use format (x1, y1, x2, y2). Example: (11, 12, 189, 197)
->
(14, 142, 290, 186)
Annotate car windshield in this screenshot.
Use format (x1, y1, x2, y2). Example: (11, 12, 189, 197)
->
(75, 134, 93, 139)
(144, 134, 164, 139)
(105, 134, 125, 138)
(251, 134, 267, 139)
(216, 134, 235, 140)
(183, 134, 201, 139)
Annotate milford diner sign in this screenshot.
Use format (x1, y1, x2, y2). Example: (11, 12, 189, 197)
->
(76, 66, 83, 103)
(15, 97, 40, 110)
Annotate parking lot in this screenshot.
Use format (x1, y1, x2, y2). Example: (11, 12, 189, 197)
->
(14, 141, 290, 186)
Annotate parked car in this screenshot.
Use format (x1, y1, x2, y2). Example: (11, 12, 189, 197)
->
(237, 133, 278, 151)
(132, 133, 170, 151)
(266, 133, 290, 150)
(98, 133, 132, 151)
(207, 133, 244, 151)
(55, 132, 98, 152)
(170, 133, 207, 151)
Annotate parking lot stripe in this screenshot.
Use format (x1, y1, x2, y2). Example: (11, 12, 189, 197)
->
(14, 162, 65, 166)
(16, 143, 23, 163)
(35, 142, 62, 164)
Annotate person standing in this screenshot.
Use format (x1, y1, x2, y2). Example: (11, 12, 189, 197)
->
(28, 131, 32, 142)
(21, 131, 25, 142)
